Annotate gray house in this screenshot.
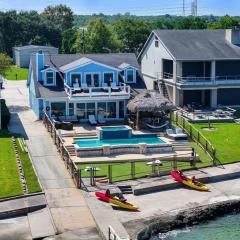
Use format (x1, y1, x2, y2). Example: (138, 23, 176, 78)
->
(138, 29, 240, 108)
(13, 45, 58, 68)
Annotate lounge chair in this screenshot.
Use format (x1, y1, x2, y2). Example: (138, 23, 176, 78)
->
(97, 114, 106, 124)
(175, 128, 187, 138)
(73, 82, 80, 89)
(89, 115, 97, 126)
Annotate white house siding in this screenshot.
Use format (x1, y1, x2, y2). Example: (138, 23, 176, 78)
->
(140, 33, 173, 89)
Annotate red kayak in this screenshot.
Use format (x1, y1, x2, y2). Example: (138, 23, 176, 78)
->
(171, 171, 210, 191)
(95, 192, 139, 211)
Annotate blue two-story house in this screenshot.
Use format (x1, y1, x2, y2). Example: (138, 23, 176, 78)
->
(28, 52, 145, 121)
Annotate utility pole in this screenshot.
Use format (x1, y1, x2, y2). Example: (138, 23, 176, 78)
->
(183, 0, 185, 16)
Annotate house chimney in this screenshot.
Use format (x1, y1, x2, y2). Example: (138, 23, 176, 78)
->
(225, 28, 240, 45)
(36, 50, 44, 81)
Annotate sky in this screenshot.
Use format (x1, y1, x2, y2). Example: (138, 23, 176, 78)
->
(0, 0, 240, 16)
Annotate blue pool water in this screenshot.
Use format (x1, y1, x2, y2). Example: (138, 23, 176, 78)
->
(101, 126, 129, 131)
(75, 136, 165, 148)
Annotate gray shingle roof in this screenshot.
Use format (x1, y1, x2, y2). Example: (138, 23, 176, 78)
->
(14, 45, 58, 50)
(153, 29, 240, 61)
(29, 53, 143, 99)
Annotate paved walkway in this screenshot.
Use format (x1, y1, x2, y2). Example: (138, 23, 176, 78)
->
(2, 81, 99, 239)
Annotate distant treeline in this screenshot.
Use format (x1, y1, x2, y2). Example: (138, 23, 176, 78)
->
(0, 4, 240, 58)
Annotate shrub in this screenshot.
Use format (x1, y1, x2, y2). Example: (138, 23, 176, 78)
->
(0, 99, 10, 128)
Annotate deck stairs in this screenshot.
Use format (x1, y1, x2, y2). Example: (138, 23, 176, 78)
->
(117, 185, 133, 194)
(172, 140, 192, 152)
(158, 79, 169, 99)
(65, 145, 76, 157)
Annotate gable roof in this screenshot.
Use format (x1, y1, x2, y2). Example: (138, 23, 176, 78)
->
(140, 29, 240, 61)
(13, 45, 58, 51)
(59, 57, 92, 72)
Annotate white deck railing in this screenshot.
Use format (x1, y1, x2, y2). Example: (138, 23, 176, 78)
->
(64, 83, 130, 98)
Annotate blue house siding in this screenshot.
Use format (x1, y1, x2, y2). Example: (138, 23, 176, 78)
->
(65, 63, 119, 86)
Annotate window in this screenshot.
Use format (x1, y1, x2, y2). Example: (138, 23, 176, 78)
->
(104, 73, 114, 86)
(86, 74, 92, 86)
(76, 103, 86, 119)
(69, 103, 74, 116)
(86, 103, 95, 118)
(71, 74, 81, 87)
(107, 102, 116, 118)
(85, 73, 100, 87)
(155, 40, 159, 48)
(98, 102, 106, 115)
(119, 101, 125, 118)
(46, 72, 54, 85)
(126, 69, 134, 83)
(51, 102, 66, 117)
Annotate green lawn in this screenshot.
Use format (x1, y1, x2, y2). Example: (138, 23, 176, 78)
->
(78, 160, 194, 182)
(0, 130, 23, 198)
(16, 139, 41, 193)
(193, 123, 240, 164)
(5, 65, 28, 80)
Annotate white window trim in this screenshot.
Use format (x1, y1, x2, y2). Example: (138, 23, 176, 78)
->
(84, 72, 101, 87)
(44, 71, 56, 86)
(70, 72, 82, 86)
(125, 68, 136, 83)
(103, 72, 115, 85)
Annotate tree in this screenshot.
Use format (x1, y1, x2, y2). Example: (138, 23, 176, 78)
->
(42, 4, 74, 31)
(74, 29, 87, 53)
(113, 17, 151, 53)
(61, 28, 78, 53)
(208, 16, 240, 29)
(86, 18, 114, 53)
(0, 53, 12, 77)
(176, 16, 207, 29)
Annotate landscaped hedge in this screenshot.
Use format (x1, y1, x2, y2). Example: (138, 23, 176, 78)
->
(0, 99, 10, 129)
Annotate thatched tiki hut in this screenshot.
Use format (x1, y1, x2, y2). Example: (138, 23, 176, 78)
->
(127, 91, 175, 130)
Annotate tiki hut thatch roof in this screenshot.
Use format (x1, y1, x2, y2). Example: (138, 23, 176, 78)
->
(127, 90, 175, 113)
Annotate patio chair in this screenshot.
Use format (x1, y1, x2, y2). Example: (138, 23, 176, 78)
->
(166, 129, 176, 138)
(73, 82, 80, 89)
(89, 115, 97, 126)
(97, 114, 106, 124)
(175, 128, 187, 138)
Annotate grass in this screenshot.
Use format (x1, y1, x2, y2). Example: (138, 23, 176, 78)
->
(0, 130, 23, 198)
(16, 138, 41, 193)
(5, 65, 28, 80)
(77, 160, 193, 182)
(193, 123, 240, 164)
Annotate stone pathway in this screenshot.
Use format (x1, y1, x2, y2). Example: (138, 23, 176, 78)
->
(1, 81, 100, 239)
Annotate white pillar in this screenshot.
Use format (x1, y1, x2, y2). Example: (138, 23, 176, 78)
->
(173, 61, 182, 83)
(211, 61, 216, 81)
(211, 89, 217, 108)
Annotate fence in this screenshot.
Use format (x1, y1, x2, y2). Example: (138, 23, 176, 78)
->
(42, 111, 82, 188)
(172, 111, 217, 166)
(78, 153, 197, 184)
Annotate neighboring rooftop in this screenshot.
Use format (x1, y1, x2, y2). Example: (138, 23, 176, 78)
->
(149, 29, 240, 61)
(13, 45, 58, 50)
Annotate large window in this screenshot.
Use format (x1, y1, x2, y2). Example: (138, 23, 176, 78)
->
(126, 69, 134, 83)
(85, 73, 100, 87)
(71, 74, 81, 87)
(46, 72, 54, 85)
(104, 73, 114, 86)
(69, 103, 74, 116)
(76, 103, 86, 119)
(119, 101, 125, 118)
(51, 102, 66, 117)
(86, 103, 95, 118)
(107, 102, 116, 118)
(98, 102, 107, 116)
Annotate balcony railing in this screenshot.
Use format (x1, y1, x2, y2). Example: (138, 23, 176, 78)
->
(159, 72, 240, 86)
(64, 83, 131, 98)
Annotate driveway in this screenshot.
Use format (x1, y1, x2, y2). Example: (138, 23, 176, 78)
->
(1, 80, 99, 239)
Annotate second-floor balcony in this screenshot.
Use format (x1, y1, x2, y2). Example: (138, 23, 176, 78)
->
(160, 72, 240, 88)
(64, 83, 131, 99)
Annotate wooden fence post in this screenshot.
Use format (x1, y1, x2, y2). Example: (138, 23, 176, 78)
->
(131, 162, 136, 179)
(108, 165, 112, 184)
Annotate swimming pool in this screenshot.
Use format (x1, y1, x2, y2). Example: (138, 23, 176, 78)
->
(75, 136, 165, 148)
